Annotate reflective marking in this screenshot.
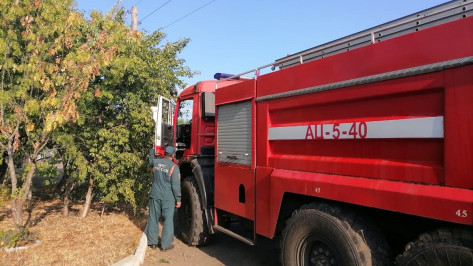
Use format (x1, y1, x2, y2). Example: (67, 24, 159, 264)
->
(268, 116, 444, 140)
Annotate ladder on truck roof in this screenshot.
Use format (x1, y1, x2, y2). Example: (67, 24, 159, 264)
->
(215, 0, 472, 87)
(275, 0, 473, 70)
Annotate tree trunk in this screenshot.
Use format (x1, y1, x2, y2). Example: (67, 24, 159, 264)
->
(7, 155, 25, 226)
(6, 146, 21, 225)
(62, 194, 70, 217)
(11, 198, 25, 226)
(81, 177, 94, 218)
(6, 148, 17, 192)
(62, 180, 75, 217)
(10, 161, 36, 226)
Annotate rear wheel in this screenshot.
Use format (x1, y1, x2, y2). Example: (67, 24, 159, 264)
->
(281, 202, 390, 266)
(396, 228, 473, 266)
(177, 177, 210, 246)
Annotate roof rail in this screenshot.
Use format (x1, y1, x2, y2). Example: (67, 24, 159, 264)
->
(275, 0, 472, 69)
(216, 0, 472, 87)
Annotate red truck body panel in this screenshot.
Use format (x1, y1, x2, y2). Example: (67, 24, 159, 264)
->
(256, 16, 473, 99)
(214, 80, 257, 220)
(214, 16, 473, 238)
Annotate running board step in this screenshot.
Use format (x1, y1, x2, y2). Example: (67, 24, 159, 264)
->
(213, 225, 255, 246)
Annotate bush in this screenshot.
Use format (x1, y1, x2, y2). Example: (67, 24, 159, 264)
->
(0, 185, 10, 209)
(0, 227, 34, 248)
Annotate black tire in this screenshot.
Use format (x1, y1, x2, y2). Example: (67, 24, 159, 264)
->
(281, 202, 391, 266)
(396, 228, 473, 266)
(178, 177, 210, 246)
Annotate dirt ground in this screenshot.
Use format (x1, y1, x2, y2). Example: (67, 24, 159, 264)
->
(143, 207, 281, 266)
(0, 199, 146, 266)
(0, 198, 281, 266)
(144, 224, 281, 266)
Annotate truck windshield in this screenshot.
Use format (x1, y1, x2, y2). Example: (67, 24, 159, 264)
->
(176, 98, 193, 159)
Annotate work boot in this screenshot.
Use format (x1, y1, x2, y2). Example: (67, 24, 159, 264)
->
(160, 244, 174, 251)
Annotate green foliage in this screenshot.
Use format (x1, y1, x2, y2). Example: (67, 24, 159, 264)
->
(0, 150, 6, 180)
(1, 0, 193, 221)
(0, 0, 115, 225)
(0, 227, 33, 248)
(56, 5, 193, 212)
(0, 184, 10, 209)
(36, 159, 60, 186)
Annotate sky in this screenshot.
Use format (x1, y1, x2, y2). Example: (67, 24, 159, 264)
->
(75, 0, 448, 91)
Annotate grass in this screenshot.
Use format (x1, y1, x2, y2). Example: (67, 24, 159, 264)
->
(159, 258, 170, 263)
(0, 198, 148, 266)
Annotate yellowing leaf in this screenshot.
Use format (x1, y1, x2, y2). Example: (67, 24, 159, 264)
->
(26, 123, 35, 132)
(94, 88, 101, 97)
(24, 99, 40, 114)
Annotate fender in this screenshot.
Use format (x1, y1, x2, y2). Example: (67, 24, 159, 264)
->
(180, 156, 215, 233)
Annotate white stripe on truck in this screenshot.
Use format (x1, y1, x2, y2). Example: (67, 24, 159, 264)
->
(268, 116, 444, 140)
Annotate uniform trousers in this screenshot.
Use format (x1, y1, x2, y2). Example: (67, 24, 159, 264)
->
(146, 198, 175, 249)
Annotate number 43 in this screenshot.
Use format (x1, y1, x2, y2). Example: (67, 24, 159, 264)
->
(456, 209, 468, 218)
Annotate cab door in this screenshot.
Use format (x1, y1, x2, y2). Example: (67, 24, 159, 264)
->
(151, 96, 175, 155)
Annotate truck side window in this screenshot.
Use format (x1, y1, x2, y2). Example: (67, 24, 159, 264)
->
(176, 98, 193, 159)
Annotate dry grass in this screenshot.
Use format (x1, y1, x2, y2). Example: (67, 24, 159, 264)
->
(0, 199, 147, 266)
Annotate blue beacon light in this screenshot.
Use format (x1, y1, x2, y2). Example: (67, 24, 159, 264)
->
(214, 73, 240, 80)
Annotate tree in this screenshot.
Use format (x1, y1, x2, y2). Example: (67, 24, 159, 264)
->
(56, 6, 192, 217)
(0, 0, 114, 226)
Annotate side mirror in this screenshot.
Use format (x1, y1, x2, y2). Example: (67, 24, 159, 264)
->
(201, 92, 215, 119)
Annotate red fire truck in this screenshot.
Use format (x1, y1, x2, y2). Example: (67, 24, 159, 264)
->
(152, 1, 473, 264)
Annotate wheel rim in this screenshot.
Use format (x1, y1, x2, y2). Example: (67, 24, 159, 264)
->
(297, 234, 340, 266)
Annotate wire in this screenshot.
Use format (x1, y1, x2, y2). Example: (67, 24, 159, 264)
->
(139, 0, 174, 23)
(133, 0, 143, 6)
(161, 0, 216, 29)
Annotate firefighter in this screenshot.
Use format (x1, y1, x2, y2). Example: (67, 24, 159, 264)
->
(146, 146, 181, 251)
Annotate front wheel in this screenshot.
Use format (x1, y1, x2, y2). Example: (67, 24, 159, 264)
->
(177, 177, 210, 246)
(281, 202, 390, 266)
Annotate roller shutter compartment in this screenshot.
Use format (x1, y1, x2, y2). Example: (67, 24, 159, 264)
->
(217, 101, 251, 165)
